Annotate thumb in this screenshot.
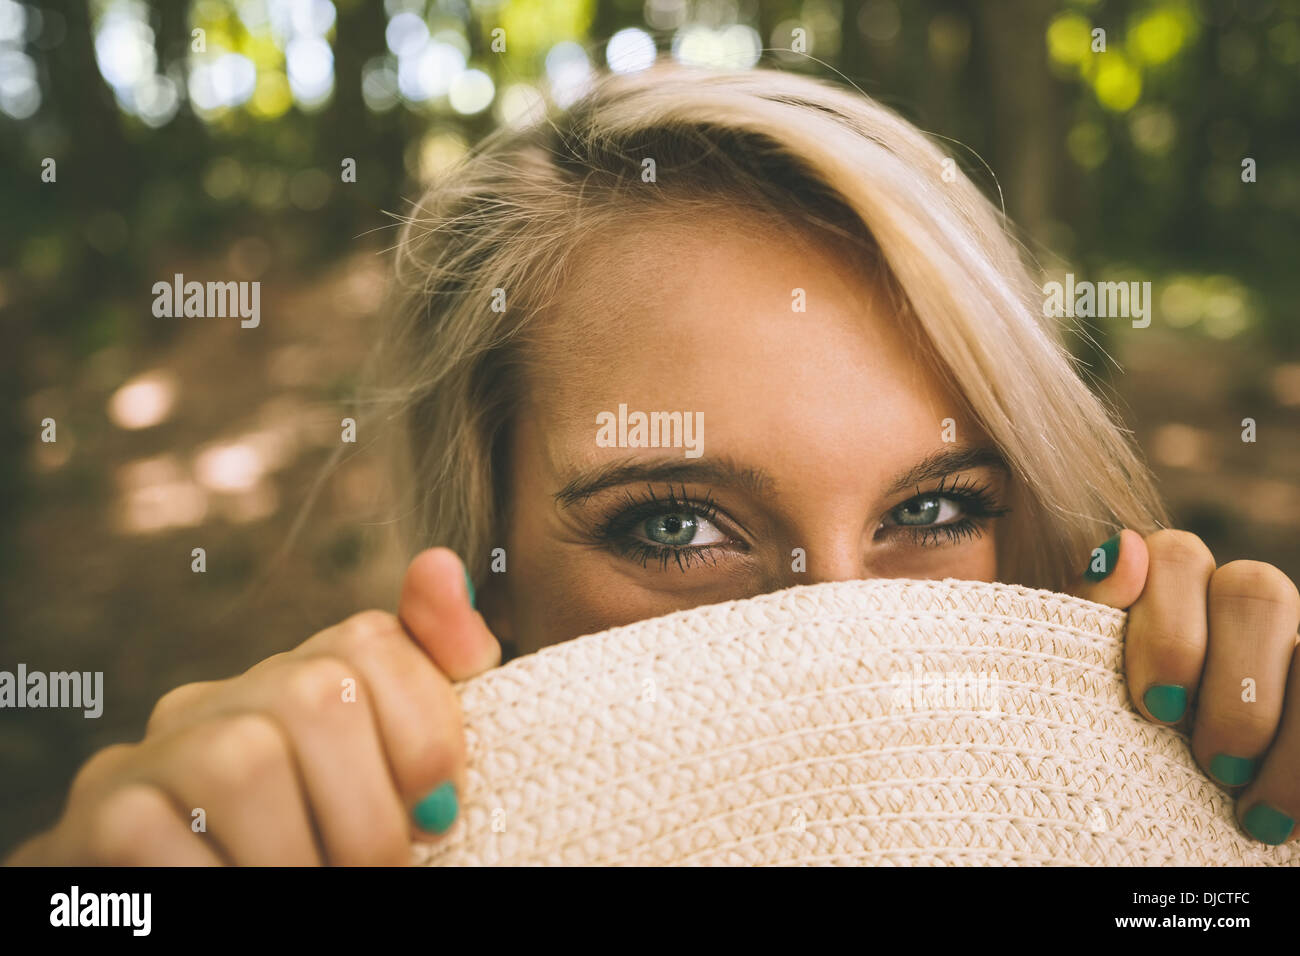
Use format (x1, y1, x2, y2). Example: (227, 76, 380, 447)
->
(398, 547, 502, 681)
(1071, 528, 1149, 610)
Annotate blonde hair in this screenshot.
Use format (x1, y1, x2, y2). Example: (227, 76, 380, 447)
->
(372, 60, 1168, 593)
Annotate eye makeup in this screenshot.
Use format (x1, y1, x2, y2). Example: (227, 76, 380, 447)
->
(585, 472, 1009, 572)
(591, 483, 744, 571)
(875, 474, 1009, 549)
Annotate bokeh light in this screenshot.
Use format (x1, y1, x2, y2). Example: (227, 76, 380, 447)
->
(108, 370, 179, 431)
(1152, 423, 1213, 470)
(89, 0, 190, 125)
(497, 81, 546, 128)
(195, 441, 265, 493)
(1046, 12, 1092, 68)
(132, 74, 181, 127)
(286, 34, 333, 107)
(545, 40, 592, 107)
(0, 0, 26, 44)
(115, 454, 209, 534)
(0, 48, 39, 118)
(1128, 6, 1193, 66)
(94, 6, 156, 90)
(644, 0, 687, 32)
(385, 11, 428, 58)
(671, 23, 761, 70)
(1094, 52, 1142, 111)
(1128, 105, 1176, 155)
(213, 52, 258, 107)
(448, 67, 494, 115)
(248, 69, 293, 118)
(606, 27, 656, 74)
(416, 131, 467, 181)
(399, 37, 466, 103)
(361, 55, 400, 111)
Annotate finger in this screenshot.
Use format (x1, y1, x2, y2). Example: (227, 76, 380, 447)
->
(1123, 530, 1216, 726)
(269, 657, 412, 865)
(155, 655, 412, 866)
(66, 743, 137, 805)
(3, 829, 55, 865)
(81, 783, 226, 866)
(298, 611, 467, 841)
(1237, 642, 1300, 844)
(145, 680, 225, 739)
(399, 548, 501, 680)
(1072, 529, 1149, 609)
(140, 714, 323, 865)
(1192, 561, 1300, 791)
(145, 623, 449, 859)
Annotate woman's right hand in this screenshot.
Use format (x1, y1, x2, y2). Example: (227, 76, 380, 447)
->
(5, 548, 498, 866)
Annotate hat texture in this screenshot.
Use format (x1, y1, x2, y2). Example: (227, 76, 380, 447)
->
(413, 578, 1299, 866)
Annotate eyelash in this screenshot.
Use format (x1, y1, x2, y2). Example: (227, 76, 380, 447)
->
(592, 477, 1009, 571)
(879, 475, 1009, 549)
(593, 484, 735, 571)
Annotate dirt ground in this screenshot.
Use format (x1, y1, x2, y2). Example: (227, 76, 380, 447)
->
(2, 245, 1298, 857)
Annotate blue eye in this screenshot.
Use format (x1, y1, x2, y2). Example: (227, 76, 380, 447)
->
(877, 478, 1010, 549)
(635, 510, 726, 548)
(595, 485, 735, 571)
(889, 494, 961, 526)
(643, 513, 699, 546)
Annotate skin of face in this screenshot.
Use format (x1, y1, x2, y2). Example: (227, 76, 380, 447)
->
(480, 207, 1009, 657)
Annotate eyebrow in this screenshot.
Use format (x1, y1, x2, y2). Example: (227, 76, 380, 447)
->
(553, 444, 1008, 508)
(554, 456, 775, 507)
(883, 445, 1009, 496)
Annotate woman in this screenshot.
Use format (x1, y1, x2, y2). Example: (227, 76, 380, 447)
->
(9, 62, 1299, 865)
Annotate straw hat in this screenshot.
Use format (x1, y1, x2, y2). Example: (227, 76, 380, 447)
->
(414, 578, 1299, 866)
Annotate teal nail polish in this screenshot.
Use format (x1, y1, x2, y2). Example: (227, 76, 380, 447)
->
(1083, 533, 1120, 581)
(1242, 803, 1294, 845)
(413, 781, 458, 834)
(1210, 754, 1257, 787)
(463, 566, 476, 609)
(1143, 684, 1186, 723)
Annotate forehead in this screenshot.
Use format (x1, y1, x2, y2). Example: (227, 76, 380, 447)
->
(524, 206, 954, 423)
(509, 205, 984, 506)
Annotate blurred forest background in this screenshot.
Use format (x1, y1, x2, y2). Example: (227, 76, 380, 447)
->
(1, 0, 1299, 856)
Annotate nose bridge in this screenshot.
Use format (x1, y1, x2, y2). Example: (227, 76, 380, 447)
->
(791, 519, 873, 584)
(802, 548, 869, 584)
(771, 474, 883, 587)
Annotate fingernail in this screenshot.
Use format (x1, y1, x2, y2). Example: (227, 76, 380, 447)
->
(1143, 684, 1186, 723)
(1242, 803, 1294, 845)
(1210, 754, 1257, 787)
(1083, 533, 1120, 581)
(462, 565, 476, 609)
(413, 781, 458, 835)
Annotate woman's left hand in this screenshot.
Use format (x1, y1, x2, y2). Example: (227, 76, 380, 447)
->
(1075, 528, 1300, 846)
